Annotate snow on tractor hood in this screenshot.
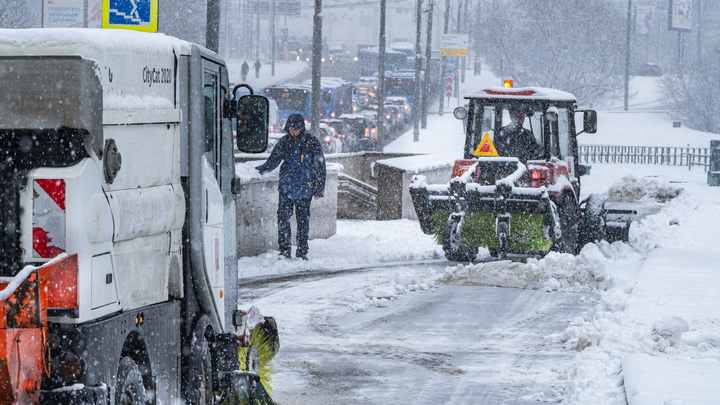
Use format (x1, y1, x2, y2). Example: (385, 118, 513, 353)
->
(464, 86, 577, 102)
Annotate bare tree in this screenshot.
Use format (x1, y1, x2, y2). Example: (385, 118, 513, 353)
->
(0, 0, 39, 28)
(478, 0, 627, 107)
(661, 48, 720, 134)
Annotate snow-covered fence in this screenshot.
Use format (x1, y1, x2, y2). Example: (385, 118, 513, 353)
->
(579, 145, 710, 171)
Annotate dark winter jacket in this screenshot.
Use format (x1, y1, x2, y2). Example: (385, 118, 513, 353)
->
(494, 122, 543, 164)
(241, 61, 249, 75)
(256, 116, 326, 199)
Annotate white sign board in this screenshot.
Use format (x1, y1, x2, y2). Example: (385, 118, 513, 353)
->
(635, 6, 655, 35)
(440, 34, 469, 57)
(43, 0, 84, 28)
(669, 0, 692, 31)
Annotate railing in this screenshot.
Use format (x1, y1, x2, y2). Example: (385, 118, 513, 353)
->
(579, 145, 710, 171)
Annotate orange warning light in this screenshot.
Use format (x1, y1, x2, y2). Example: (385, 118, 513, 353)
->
(503, 80, 513, 88)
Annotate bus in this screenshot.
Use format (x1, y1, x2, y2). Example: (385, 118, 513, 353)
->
(384, 69, 424, 110)
(264, 85, 312, 124)
(265, 77, 354, 126)
(357, 47, 408, 77)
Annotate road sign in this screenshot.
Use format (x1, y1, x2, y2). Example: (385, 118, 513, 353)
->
(440, 34, 469, 57)
(668, 0, 692, 31)
(445, 74, 454, 97)
(102, 0, 158, 32)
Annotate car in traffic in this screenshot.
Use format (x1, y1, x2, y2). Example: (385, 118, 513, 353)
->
(340, 114, 378, 151)
(317, 122, 342, 154)
(385, 96, 412, 124)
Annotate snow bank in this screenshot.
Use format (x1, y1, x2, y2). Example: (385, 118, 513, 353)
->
(437, 244, 614, 293)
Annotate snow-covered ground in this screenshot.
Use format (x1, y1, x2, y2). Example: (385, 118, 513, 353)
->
(239, 67, 720, 403)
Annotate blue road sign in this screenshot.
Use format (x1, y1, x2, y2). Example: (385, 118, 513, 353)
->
(108, 0, 152, 26)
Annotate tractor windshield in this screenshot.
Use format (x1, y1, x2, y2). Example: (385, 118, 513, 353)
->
(465, 100, 574, 163)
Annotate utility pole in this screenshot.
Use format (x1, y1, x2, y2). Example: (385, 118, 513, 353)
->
(378, 0, 387, 142)
(623, 0, 631, 111)
(311, 0, 323, 135)
(438, 0, 449, 116)
(206, 0, 220, 52)
(271, 0, 275, 75)
(421, 0, 433, 128)
(461, 0, 469, 83)
(696, 0, 702, 65)
(413, 0, 423, 141)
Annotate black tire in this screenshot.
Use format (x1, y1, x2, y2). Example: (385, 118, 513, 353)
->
(444, 246, 479, 262)
(551, 194, 579, 254)
(185, 331, 214, 405)
(442, 214, 479, 262)
(578, 194, 606, 248)
(116, 357, 146, 405)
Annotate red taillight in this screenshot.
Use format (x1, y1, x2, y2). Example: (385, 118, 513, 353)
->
(324, 135, 331, 142)
(530, 170, 547, 180)
(386, 114, 391, 120)
(397, 114, 401, 119)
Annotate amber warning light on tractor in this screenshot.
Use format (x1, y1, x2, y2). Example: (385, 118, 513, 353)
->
(503, 80, 513, 88)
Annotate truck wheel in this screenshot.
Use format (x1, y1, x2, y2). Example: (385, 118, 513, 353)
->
(195, 334, 214, 405)
(116, 357, 146, 405)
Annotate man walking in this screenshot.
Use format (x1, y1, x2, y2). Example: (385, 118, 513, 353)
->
(253, 59, 262, 78)
(256, 114, 326, 260)
(241, 60, 249, 81)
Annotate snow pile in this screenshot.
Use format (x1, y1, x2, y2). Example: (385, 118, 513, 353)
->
(362, 267, 437, 308)
(606, 174, 682, 204)
(436, 244, 614, 293)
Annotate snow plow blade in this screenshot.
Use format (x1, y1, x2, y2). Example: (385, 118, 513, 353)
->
(604, 209, 637, 243)
(0, 254, 78, 404)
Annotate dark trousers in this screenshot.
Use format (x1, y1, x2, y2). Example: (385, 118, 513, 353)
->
(278, 192, 312, 254)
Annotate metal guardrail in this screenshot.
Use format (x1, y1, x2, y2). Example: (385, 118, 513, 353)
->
(579, 145, 711, 172)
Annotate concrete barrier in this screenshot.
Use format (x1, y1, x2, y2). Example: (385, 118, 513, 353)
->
(234, 161, 339, 257)
(374, 155, 455, 220)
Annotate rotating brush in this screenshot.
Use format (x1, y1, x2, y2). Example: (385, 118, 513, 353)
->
(235, 317, 280, 405)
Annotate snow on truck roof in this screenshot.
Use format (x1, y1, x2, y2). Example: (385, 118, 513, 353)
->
(464, 86, 577, 102)
(0, 28, 191, 57)
(0, 29, 208, 112)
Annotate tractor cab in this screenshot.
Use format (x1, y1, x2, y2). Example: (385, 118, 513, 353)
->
(452, 81, 596, 196)
(409, 81, 635, 262)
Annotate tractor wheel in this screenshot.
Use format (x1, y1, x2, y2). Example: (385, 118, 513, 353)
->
(578, 193, 606, 248)
(551, 194, 579, 254)
(442, 214, 478, 262)
(444, 246, 479, 262)
(116, 357, 146, 405)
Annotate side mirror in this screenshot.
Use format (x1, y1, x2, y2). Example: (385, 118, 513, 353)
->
(453, 106, 467, 120)
(583, 110, 597, 134)
(545, 107, 558, 122)
(236, 94, 269, 153)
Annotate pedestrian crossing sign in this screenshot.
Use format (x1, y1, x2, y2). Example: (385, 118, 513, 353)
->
(473, 132, 499, 157)
(103, 0, 158, 32)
